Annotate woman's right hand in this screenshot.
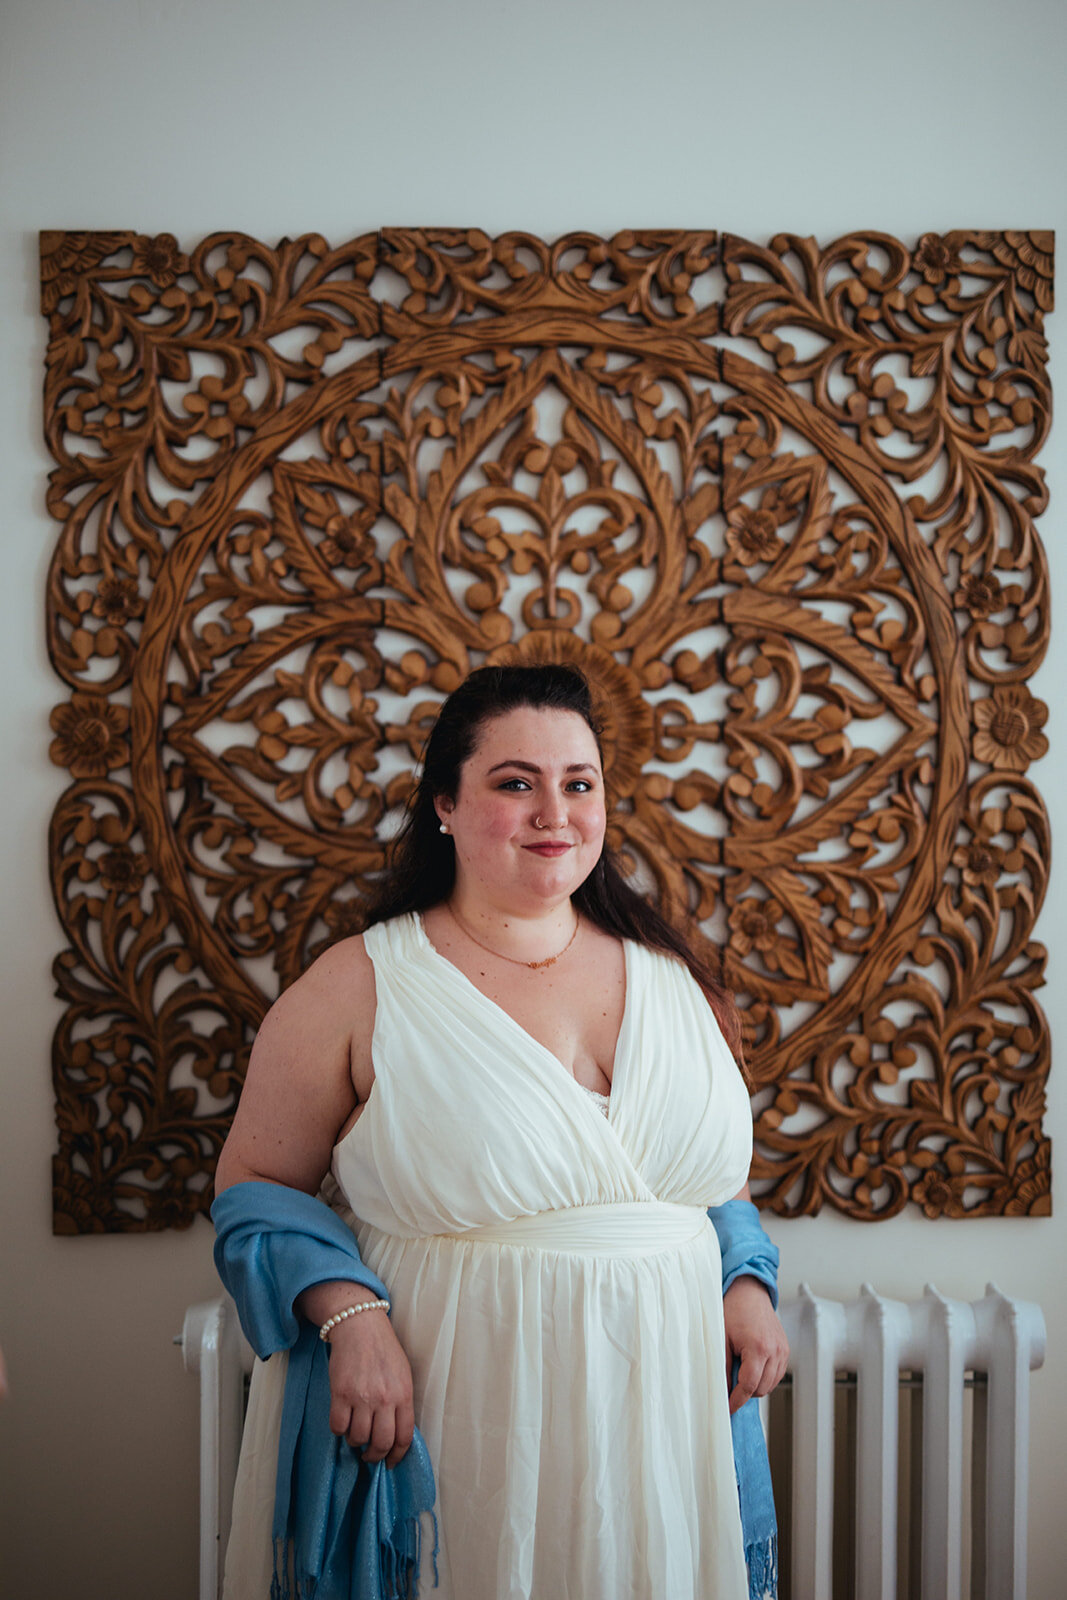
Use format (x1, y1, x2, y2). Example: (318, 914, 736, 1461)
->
(323, 1305, 415, 1467)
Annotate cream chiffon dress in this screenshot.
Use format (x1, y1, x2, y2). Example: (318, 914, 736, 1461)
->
(224, 912, 753, 1600)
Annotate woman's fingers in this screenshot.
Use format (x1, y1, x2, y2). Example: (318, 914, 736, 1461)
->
(362, 1404, 398, 1463)
(730, 1340, 791, 1409)
(386, 1400, 416, 1468)
(329, 1394, 354, 1438)
(333, 1401, 414, 1465)
(728, 1351, 758, 1413)
(729, 1347, 771, 1413)
(340, 1399, 373, 1448)
(329, 1390, 415, 1465)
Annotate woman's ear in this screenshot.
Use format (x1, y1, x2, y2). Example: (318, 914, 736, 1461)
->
(433, 794, 455, 828)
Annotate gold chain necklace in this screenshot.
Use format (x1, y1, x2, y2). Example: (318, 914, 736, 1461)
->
(446, 903, 580, 970)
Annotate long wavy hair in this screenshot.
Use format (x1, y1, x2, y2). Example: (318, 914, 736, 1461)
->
(361, 663, 745, 1068)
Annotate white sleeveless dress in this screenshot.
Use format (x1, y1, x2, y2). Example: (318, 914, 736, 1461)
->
(224, 912, 753, 1600)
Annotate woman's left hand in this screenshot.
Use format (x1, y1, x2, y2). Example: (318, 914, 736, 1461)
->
(723, 1276, 789, 1415)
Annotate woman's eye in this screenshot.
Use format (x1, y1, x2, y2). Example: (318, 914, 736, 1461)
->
(499, 778, 531, 791)
(567, 780, 594, 793)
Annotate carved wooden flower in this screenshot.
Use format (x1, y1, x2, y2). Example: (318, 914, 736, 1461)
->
(972, 685, 1049, 772)
(129, 232, 186, 289)
(49, 693, 129, 778)
(725, 503, 782, 565)
(955, 571, 1003, 619)
(952, 838, 1002, 890)
(728, 896, 786, 960)
(951, 805, 1025, 889)
(912, 232, 963, 285)
(98, 845, 149, 896)
(913, 1171, 965, 1220)
(319, 514, 377, 571)
(90, 576, 145, 626)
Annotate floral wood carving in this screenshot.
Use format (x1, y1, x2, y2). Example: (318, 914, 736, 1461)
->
(41, 228, 1053, 1231)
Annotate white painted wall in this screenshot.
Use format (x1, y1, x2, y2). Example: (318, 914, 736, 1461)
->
(0, 1, 1063, 1595)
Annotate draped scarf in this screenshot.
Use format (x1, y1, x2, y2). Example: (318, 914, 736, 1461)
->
(212, 1182, 438, 1600)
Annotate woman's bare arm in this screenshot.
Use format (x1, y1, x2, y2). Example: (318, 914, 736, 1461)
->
(215, 936, 375, 1196)
(215, 937, 414, 1465)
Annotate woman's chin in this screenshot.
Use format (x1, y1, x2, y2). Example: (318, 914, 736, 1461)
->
(516, 856, 591, 901)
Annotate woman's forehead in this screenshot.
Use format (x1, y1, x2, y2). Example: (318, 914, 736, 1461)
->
(467, 706, 602, 767)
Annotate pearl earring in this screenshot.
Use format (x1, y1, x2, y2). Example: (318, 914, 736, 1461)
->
(439, 823, 449, 835)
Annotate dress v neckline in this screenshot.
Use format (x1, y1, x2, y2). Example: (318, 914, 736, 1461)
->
(412, 910, 632, 1122)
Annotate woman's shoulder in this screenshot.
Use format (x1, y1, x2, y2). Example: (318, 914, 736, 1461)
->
(285, 911, 420, 990)
(261, 932, 377, 1045)
(303, 927, 376, 987)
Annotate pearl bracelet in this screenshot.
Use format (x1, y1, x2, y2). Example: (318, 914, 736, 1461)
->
(318, 1298, 391, 1341)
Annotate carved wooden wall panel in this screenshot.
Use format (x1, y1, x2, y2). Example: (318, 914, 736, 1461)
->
(41, 228, 1053, 1230)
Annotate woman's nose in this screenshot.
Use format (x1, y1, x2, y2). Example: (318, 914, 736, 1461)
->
(536, 794, 568, 829)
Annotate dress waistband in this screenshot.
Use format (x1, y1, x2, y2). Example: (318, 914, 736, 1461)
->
(441, 1201, 710, 1257)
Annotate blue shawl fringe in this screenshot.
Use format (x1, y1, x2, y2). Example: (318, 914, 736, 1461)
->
(744, 1533, 779, 1600)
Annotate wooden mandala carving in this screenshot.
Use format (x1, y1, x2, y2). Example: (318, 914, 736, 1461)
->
(41, 227, 1053, 1230)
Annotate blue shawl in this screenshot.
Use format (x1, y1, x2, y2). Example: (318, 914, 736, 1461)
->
(708, 1198, 780, 1600)
(212, 1182, 438, 1600)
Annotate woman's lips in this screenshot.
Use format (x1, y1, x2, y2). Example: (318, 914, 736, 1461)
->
(524, 843, 571, 856)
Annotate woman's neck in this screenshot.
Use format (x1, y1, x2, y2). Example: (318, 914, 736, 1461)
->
(444, 893, 580, 969)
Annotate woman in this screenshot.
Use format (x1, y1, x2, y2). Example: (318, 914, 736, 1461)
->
(214, 663, 788, 1600)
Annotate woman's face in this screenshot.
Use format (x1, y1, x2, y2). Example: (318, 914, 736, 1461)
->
(434, 706, 607, 913)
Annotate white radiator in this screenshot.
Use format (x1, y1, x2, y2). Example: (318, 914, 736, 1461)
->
(773, 1284, 1046, 1600)
(179, 1282, 1045, 1600)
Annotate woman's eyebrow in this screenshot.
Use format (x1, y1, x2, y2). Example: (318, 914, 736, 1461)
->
(486, 760, 598, 775)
